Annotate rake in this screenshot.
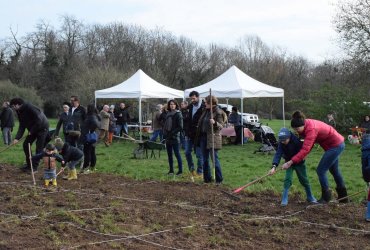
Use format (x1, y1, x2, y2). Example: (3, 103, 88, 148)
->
(233, 168, 282, 194)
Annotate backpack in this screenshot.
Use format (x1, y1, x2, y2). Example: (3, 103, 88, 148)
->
(86, 131, 97, 143)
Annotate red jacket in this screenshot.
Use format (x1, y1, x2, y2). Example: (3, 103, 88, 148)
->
(291, 119, 344, 164)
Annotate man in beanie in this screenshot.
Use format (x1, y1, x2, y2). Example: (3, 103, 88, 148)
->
(269, 127, 317, 206)
(10, 98, 49, 172)
(282, 111, 348, 203)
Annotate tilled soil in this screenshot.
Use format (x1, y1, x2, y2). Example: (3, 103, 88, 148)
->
(0, 163, 369, 249)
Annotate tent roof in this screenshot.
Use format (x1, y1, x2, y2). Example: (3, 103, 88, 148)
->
(95, 69, 184, 99)
(184, 65, 284, 98)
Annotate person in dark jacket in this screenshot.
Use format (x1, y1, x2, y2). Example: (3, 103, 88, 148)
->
(163, 100, 183, 176)
(360, 115, 370, 133)
(0, 101, 15, 145)
(55, 138, 84, 181)
(361, 134, 370, 221)
(66, 96, 86, 149)
(184, 91, 205, 176)
(115, 103, 130, 136)
(80, 104, 100, 174)
(10, 98, 49, 172)
(180, 101, 189, 150)
(269, 127, 317, 206)
(54, 103, 70, 140)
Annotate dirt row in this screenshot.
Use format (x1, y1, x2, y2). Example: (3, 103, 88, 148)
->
(0, 163, 369, 249)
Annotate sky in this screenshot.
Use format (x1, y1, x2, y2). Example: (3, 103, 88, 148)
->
(1, 0, 344, 63)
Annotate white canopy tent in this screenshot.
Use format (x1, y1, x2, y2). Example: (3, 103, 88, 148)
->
(184, 65, 285, 144)
(95, 69, 184, 140)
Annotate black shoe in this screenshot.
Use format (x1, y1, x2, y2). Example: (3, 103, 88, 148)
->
(336, 187, 349, 203)
(318, 188, 332, 203)
(167, 171, 174, 176)
(175, 171, 183, 176)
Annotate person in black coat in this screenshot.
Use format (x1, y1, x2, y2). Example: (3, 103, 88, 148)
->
(184, 91, 205, 176)
(10, 98, 49, 172)
(54, 103, 70, 140)
(0, 101, 15, 145)
(80, 104, 100, 173)
(66, 96, 86, 149)
(114, 103, 130, 136)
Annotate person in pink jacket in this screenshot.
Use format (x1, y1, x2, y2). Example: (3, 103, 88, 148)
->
(282, 111, 348, 203)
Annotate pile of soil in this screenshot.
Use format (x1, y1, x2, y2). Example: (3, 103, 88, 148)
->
(0, 163, 369, 249)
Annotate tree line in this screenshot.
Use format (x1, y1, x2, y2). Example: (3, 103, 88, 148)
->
(0, 0, 369, 133)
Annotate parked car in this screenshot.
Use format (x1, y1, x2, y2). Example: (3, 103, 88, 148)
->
(218, 103, 259, 124)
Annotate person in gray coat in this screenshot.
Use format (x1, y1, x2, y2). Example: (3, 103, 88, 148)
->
(0, 101, 14, 145)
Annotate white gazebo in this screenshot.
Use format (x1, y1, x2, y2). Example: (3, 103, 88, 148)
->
(95, 69, 184, 140)
(184, 65, 285, 144)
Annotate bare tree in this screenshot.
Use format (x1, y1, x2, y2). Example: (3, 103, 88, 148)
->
(334, 0, 370, 62)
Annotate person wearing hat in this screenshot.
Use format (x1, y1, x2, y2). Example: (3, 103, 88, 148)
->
(32, 144, 65, 187)
(281, 111, 348, 203)
(269, 127, 317, 206)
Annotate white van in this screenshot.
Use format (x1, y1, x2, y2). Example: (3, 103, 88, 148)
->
(218, 104, 259, 124)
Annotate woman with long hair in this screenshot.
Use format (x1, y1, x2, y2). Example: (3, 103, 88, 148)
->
(163, 100, 183, 176)
(80, 104, 100, 173)
(282, 111, 348, 203)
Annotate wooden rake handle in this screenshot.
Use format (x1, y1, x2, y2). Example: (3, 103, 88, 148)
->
(233, 168, 282, 194)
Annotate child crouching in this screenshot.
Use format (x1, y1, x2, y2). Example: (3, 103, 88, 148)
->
(361, 134, 370, 221)
(269, 128, 317, 206)
(55, 139, 84, 180)
(32, 144, 65, 187)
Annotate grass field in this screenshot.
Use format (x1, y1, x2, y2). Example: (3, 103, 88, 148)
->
(0, 118, 366, 202)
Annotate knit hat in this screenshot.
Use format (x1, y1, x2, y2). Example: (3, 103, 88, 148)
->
(54, 138, 64, 151)
(278, 128, 291, 142)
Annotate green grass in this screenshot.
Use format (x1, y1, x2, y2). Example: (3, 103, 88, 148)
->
(1, 119, 366, 202)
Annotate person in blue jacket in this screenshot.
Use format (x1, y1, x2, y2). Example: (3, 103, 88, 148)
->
(361, 134, 370, 221)
(269, 127, 317, 206)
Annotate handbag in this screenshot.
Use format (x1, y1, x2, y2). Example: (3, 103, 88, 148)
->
(86, 131, 98, 143)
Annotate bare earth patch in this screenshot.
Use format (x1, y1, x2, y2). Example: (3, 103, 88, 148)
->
(0, 163, 369, 249)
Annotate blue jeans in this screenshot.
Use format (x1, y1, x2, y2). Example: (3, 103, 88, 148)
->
(150, 129, 163, 142)
(116, 123, 128, 136)
(184, 136, 203, 173)
(166, 142, 182, 173)
(67, 156, 84, 170)
(44, 169, 56, 180)
(2, 127, 12, 145)
(199, 135, 223, 183)
(316, 142, 346, 190)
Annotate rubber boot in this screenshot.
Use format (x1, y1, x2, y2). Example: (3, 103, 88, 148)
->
(63, 170, 72, 180)
(44, 179, 50, 187)
(305, 186, 318, 203)
(318, 188, 332, 203)
(281, 188, 289, 206)
(52, 178, 57, 187)
(336, 187, 349, 203)
(68, 169, 77, 180)
(366, 202, 370, 222)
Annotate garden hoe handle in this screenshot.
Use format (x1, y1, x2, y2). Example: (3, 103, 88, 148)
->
(56, 168, 65, 177)
(28, 143, 36, 186)
(0, 136, 25, 154)
(233, 168, 282, 194)
(209, 88, 216, 181)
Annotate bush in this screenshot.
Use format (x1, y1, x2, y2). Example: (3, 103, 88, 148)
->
(0, 80, 43, 107)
